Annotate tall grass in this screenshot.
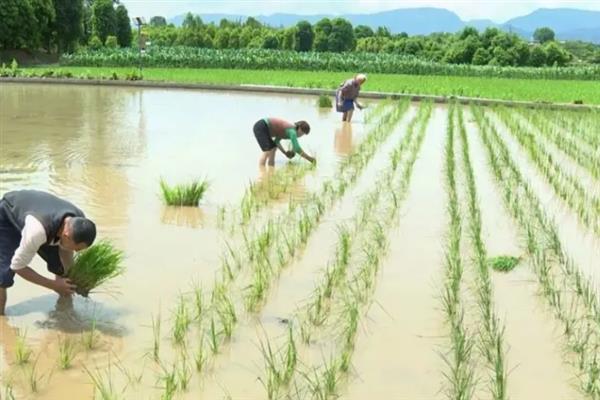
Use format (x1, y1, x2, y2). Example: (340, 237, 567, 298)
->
(160, 179, 209, 207)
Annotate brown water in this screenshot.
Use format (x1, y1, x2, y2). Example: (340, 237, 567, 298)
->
(0, 84, 596, 399)
(0, 82, 373, 398)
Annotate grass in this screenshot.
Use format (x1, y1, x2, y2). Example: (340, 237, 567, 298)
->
(488, 256, 520, 272)
(58, 336, 78, 369)
(82, 317, 99, 350)
(159, 178, 209, 207)
(67, 239, 125, 297)
(317, 94, 332, 108)
(25, 358, 44, 393)
(84, 364, 122, 400)
(19, 66, 600, 104)
(15, 330, 32, 365)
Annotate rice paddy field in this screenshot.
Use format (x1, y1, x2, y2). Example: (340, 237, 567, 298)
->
(0, 82, 599, 399)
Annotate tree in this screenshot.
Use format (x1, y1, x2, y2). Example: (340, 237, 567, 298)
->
(182, 12, 202, 29)
(294, 20, 314, 52)
(545, 41, 570, 66)
(472, 48, 491, 65)
(214, 29, 230, 49)
(444, 35, 480, 64)
(91, 0, 116, 44)
(53, 0, 83, 52)
(262, 33, 279, 49)
(313, 18, 332, 52)
(354, 25, 374, 39)
(0, 0, 36, 49)
(533, 27, 555, 44)
(115, 4, 131, 47)
(149, 16, 167, 27)
(281, 27, 295, 50)
(105, 35, 118, 48)
(328, 18, 355, 52)
(376, 26, 391, 38)
(31, 0, 55, 50)
(528, 45, 547, 66)
(459, 26, 479, 40)
(245, 17, 262, 29)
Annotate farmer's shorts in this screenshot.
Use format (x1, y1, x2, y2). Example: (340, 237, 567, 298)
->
(0, 200, 64, 288)
(254, 119, 276, 151)
(335, 90, 354, 112)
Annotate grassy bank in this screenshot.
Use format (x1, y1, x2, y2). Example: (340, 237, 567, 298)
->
(19, 66, 600, 104)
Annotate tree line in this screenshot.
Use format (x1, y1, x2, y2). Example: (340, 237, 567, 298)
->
(143, 14, 576, 67)
(0, 0, 132, 53)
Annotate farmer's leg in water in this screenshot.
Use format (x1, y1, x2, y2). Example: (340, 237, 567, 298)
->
(346, 109, 354, 122)
(267, 148, 277, 166)
(259, 150, 270, 166)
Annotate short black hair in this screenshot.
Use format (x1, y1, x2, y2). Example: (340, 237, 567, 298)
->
(295, 121, 310, 134)
(70, 217, 97, 246)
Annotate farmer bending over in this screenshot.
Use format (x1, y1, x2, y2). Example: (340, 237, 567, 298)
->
(0, 190, 96, 315)
(253, 118, 316, 166)
(336, 73, 367, 122)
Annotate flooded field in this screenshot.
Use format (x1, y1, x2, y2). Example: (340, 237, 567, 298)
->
(0, 83, 599, 399)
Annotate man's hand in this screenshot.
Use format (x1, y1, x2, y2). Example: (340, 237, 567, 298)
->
(53, 277, 76, 296)
(308, 156, 317, 164)
(286, 150, 295, 159)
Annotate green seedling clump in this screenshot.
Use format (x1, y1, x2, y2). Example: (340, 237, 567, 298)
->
(160, 179, 209, 206)
(67, 240, 125, 297)
(317, 94, 332, 108)
(488, 256, 520, 272)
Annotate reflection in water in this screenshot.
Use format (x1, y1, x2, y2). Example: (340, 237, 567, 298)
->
(6, 294, 127, 337)
(161, 206, 205, 228)
(334, 122, 353, 156)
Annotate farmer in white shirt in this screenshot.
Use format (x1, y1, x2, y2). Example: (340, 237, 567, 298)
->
(0, 190, 96, 315)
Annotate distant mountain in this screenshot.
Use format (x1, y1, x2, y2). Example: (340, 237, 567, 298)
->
(168, 7, 600, 43)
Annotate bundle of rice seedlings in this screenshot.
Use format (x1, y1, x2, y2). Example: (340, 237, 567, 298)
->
(317, 94, 332, 108)
(488, 255, 520, 272)
(160, 179, 209, 207)
(67, 240, 125, 297)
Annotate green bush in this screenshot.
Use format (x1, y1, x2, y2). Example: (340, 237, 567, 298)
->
(105, 35, 119, 48)
(89, 36, 103, 50)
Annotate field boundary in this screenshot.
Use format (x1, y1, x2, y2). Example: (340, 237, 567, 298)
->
(1, 77, 597, 111)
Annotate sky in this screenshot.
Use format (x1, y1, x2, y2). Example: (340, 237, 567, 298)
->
(120, 0, 600, 22)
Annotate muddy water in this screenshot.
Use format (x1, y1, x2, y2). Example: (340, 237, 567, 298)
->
(342, 107, 448, 399)
(486, 110, 600, 297)
(465, 111, 579, 399)
(0, 83, 372, 398)
(195, 106, 418, 399)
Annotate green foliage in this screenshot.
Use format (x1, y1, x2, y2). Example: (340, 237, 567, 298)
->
(317, 94, 332, 108)
(91, 0, 115, 44)
(150, 16, 167, 27)
(115, 5, 131, 47)
(0, 0, 37, 49)
(487, 256, 520, 272)
(59, 47, 600, 80)
(105, 35, 118, 48)
(89, 35, 103, 50)
(54, 0, 84, 53)
(534, 27, 555, 44)
(294, 20, 314, 52)
(160, 178, 209, 206)
(67, 240, 125, 296)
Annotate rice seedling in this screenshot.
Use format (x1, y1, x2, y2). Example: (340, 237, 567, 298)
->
(84, 364, 122, 400)
(172, 295, 191, 345)
(152, 312, 162, 362)
(67, 239, 125, 297)
(487, 256, 520, 272)
(208, 317, 220, 354)
(58, 335, 78, 369)
(177, 355, 192, 391)
(194, 334, 207, 372)
(2, 383, 16, 400)
(317, 94, 332, 108)
(159, 178, 209, 207)
(15, 329, 32, 365)
(158, 363, 177, 400)
(82, 317, 99, 351)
